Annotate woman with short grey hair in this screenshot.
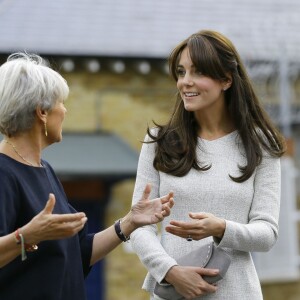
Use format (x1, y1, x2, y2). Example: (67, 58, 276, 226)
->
(0, 52, 174, 300)
(0, 53, 68, 137)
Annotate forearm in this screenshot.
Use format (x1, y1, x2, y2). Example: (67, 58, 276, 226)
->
(217, 156, 281, 252)
(90, 183, 174, 266)
(0, 232, 22, 268)
(90, 215, 135, 265)
(217, 220, 278, 252)
(131, 226, 178, 283)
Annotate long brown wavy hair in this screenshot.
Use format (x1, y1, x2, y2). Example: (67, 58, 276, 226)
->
(147, 30, 286, 182)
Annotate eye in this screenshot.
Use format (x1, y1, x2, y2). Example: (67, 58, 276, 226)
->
(176, 68, 185, 77)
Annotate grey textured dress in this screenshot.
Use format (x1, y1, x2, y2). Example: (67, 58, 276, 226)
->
(130, 130, 281, 300)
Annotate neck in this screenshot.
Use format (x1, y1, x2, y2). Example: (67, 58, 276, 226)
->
(1, 135, 42, 167)
(194, 109, 235, 141)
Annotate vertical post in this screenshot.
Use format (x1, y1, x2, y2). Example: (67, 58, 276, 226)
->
(279, 55, 292, 137)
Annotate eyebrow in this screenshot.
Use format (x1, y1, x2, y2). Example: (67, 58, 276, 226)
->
(177, 64, 195, 69)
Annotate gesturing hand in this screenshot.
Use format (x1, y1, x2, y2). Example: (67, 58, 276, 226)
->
(21, 193, 88, 245)
(165, 212, 225, 240)
(130, 183, 174, 227)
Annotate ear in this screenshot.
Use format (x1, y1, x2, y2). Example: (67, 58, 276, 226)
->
(36, 106, 48, 122)
(222, 74, 232, 91)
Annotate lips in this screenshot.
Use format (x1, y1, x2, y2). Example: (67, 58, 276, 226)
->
(184, 92, 199, 97)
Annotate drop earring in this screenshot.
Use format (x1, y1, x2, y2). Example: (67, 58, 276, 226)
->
(44, 122, 48, 137)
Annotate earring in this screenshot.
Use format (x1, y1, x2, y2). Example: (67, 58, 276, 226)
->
(44, 122, 48, 137)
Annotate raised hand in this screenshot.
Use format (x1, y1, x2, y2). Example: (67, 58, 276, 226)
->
(21, 193, 88, 245)
(89, 184, 175, 265)
(130, 183, 174, 227)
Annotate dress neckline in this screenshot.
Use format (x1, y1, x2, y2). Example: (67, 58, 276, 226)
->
(0, 153, 44, 168)
(198, 130, 238, 143)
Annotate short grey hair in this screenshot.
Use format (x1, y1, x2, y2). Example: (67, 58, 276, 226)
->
(0, 52, 69, 137)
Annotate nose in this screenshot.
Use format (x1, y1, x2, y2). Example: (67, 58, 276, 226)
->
(182, 73, 193, 86)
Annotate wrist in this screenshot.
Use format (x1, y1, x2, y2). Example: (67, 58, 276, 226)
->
(14, 228, 38, 261)
(214, 218, 226, 239)
(164, 265, 179, 284)
(20, 224, 39, 245)
(120, 213, 136, 236)
(114, 217, 133, 242)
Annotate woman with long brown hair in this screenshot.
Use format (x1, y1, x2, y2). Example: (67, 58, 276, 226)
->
(131, 30, 285, 300)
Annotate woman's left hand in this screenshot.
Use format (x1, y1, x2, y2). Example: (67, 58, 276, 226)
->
(165, 212, 225, 240)
(117, 184, 174, 236)
(130, 183, 174, 227)
(121, 184, 174, 236)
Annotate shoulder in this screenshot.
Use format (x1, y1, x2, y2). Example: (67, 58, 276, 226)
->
(254, 127, 281, 148)
(41, 159, 53, 170)
(41, 159, 61, 181)
(0, 154, 18, 179)
(254, 127, 282, 157)
(0, 156, 20, 204)
(41, 159, 60, 174)
(143, 127, 159, 142)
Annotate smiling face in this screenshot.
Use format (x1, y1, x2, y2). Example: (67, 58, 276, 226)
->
(176, 47, 229, 114)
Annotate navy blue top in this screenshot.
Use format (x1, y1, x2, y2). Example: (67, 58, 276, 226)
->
(0, 154, 94, 300)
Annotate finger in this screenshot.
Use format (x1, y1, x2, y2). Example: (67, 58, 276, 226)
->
(194, 267, 219, 276)
(161, 210, 169, 217)
(161, 201, 173, 216)
(189, 212, 208, 219)
(48, 218, 88, 240)
(202, 283, 218, 294)
(154, 213, 164, 222)
(141, 183, 152, 201)
(169, 220, 194, 229)
(161, 207, 170, 217)
(167, 197, 175, 208)
(51, 212, 86, 223)
(43, 193, 56, 214)
(61, 217, 88, 233)
(166, 224, 199, 237)
(160, 191, 174, 203)
(165, 226, 186, 238)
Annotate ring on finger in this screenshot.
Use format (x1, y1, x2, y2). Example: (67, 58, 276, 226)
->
(186, 234, 193, 242)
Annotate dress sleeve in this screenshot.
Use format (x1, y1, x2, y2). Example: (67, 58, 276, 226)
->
(130, 134, 177, 283)
(0, 168, 20, 236)
(217, 153, 281, 252)
(68, 204, 95, 277)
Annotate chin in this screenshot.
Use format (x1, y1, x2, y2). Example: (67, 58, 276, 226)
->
(184, 104, 196, 112)
(57, 135, 63, 143)
(52, 134, 63, 144)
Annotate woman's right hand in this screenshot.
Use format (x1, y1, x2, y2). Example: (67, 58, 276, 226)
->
(21, 193, 87, 245)
(164, 265, 218, 299)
